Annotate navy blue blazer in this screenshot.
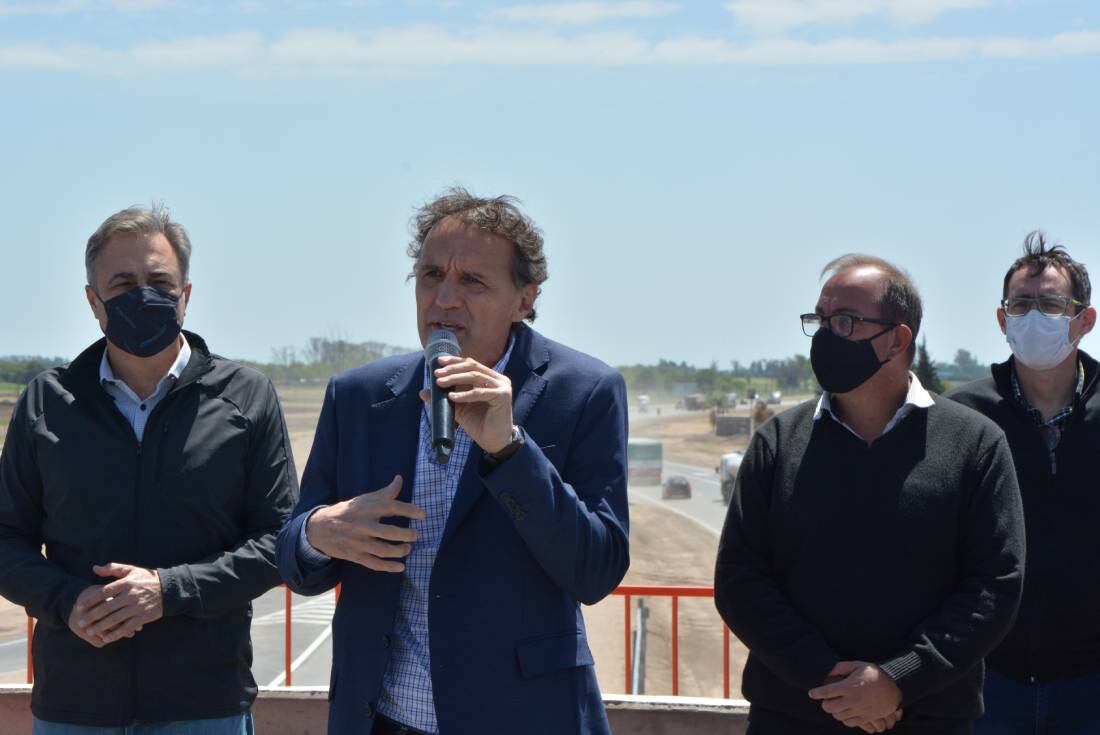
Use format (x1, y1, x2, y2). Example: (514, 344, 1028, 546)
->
(276, 324, 630, 735)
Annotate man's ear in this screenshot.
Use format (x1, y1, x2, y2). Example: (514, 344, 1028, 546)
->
(1079, 305, 1096, 336)
(180, 282, 193, 320)
(997, 307, 1008, 335)
(515, 283, 538, 321)
(86, 285, 108, 332)
(892, 324, 913, 360)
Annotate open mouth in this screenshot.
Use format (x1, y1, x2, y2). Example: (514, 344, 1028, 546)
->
(431, 321, 465, 334)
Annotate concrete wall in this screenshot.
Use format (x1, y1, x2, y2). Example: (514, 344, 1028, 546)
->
(0, 687, 749, 735)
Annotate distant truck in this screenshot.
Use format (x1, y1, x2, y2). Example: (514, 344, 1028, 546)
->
(683, 393, 707, 411)
(637, 394, 651, 414)
(628, 438, 663, 486)
(717, 451, 744, 505)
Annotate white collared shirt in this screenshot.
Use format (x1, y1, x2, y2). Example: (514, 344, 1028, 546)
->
(813, 372, 935, 442)
(99, 336, 191, 443)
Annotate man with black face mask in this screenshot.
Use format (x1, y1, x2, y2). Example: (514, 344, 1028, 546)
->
(948, 233, 1100, 735)
(715, 254, 1025, 735)
(0, 205, 298, 734)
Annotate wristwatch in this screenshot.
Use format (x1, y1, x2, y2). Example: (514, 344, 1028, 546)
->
(484, 425, 524, 467)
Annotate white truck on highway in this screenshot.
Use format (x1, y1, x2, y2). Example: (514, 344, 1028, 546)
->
(717, 451, 744, 505)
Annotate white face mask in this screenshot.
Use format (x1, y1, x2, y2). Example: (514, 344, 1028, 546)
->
(1005, 309, 1082, 371)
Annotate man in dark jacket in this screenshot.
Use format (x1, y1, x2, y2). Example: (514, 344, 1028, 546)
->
(716, 254, 1025, 734)
(948, 232, 1100, 734)
(0, 205, 299, 734)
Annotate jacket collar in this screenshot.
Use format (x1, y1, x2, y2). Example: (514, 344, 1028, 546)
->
(63, 330, 215, 399)
(991, 350, 1100, 407)
(377, 323, 552, 545)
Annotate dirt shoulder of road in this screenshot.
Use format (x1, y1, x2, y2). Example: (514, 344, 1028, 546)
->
(585, 499, 749, 698)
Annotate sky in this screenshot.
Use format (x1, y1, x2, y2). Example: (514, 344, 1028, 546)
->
(1, 0, 1097, 369)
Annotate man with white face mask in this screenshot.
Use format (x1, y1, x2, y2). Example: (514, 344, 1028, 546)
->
(948, 232, 1099, 734)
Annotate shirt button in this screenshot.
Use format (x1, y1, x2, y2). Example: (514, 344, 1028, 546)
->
(140, 404, 146, 411)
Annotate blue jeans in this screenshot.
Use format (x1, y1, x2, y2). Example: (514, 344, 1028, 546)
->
(32, 713, 253, 735)
(975, 668, 1100, 735)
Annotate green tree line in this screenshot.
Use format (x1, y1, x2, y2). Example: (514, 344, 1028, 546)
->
(0, 342, 994, 391)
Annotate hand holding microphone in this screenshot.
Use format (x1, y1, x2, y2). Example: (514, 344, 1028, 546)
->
(422, 329, 516, 461)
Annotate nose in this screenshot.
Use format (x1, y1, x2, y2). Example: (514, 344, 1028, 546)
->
(434, 274, 462, 310)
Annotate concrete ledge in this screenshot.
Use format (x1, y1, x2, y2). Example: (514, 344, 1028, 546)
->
(0, 686, 751, 735)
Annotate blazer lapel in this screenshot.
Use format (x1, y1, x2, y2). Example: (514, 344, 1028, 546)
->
(370, 356, 423, 511)
(440, 325, 550, 547)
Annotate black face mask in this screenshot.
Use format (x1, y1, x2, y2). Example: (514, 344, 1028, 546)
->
(810, 326, 892, 394)
(98, 286, 183, 358)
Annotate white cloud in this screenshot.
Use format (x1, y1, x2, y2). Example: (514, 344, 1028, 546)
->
(2, 26, 1099, 72)
(270, 26, 650, 66)
(0, 0, 177, 16)
(494, 1, 679, 25)
(725, 0, 993, 35)
(129, 31, 264, 67)
(981, 30, 1100, 59)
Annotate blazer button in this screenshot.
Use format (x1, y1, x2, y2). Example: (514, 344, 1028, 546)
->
(382, 634, 391, 648)
(365, 704, 374, 718)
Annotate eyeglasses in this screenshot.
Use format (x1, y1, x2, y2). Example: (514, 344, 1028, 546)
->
(800, 313, 898, 338)
(1001, 295, 1086, 317)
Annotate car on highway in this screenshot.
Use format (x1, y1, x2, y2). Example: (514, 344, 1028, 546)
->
(767, 390, 783, 405)
(661, 474, 692, 500)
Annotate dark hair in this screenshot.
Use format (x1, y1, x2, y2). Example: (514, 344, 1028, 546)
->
(408, 187, 548, 322)
(1002, 231, 1091, 308)
(821, 253, 923, 365)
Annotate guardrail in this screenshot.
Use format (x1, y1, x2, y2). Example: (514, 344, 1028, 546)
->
(22, 584, 735, 697)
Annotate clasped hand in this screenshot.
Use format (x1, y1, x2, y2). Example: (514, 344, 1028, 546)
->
(809, 661, 904, 733)
(68, 563, 163, 648)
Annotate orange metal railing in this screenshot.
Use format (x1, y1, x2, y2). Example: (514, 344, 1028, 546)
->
(23, 583, 734, 697)
(611, 585, 732, 698)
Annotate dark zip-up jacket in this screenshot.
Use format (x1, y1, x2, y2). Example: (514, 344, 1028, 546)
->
(0, 332, 298, 726)
(948, 350, 1100, 683)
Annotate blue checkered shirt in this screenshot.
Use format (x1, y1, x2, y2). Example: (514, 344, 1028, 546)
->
(377, 338, 515, 733)
(296, 340, 516, 731)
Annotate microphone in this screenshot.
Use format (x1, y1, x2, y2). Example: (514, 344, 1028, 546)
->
(425, 329, 461, 464)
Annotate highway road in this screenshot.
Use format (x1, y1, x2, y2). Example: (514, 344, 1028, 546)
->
(630, 461, 729, 537)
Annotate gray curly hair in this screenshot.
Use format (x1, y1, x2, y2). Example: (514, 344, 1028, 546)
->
(409, 187, 548, 321)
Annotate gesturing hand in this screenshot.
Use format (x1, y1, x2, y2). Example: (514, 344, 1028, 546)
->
(809, 661, 903, 730)
(422, 355, 514, 454)
(68, 564, 163, 647)
(306, 476, 426, 573)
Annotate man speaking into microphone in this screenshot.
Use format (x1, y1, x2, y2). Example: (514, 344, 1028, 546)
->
(276, 187, 630, 735)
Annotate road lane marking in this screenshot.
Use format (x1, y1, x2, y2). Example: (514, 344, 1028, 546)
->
(254, 594, 336, 627)
(631, 491, 721, 537)
(265, 624, 333, 688)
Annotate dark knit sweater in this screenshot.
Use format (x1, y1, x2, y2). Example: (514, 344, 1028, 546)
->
(947, 351, 1100, 682)
(714, 397, 1025, 729)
